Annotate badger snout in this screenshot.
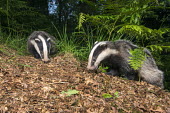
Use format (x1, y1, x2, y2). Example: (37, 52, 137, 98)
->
(42, 58, 51, 63)
(87, 65, 97, 71)
(87, 65, 100, 73)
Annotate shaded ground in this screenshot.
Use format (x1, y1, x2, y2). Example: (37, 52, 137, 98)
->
(0, 45, 170, 113)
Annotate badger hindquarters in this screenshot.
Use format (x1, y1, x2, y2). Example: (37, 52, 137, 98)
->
(87, 40, 164, 88)
(27, 31, 57, 63)
(138, 51, 164, 88)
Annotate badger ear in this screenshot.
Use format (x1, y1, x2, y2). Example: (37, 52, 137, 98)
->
(99, 42, 107, 47)
(35, 38, 41, 42)
(94, 41, 98, 44)
(47, 37, 51, 42)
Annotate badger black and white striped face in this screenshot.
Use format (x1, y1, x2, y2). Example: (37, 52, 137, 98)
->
(87, 41, 119, 70)
(30, 35, 51, 63)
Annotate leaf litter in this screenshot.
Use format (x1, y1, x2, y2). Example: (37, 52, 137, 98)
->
(0, 47, 170, 113)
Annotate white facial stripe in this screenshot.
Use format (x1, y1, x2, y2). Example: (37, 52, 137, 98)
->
(30, 40, 42, 58)
(87, 41, 107, 68)
(94, 48, 119, 68)
(38, 35, 49, 61)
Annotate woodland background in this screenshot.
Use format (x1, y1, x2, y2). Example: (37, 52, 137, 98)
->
(0, 0, 170, 90)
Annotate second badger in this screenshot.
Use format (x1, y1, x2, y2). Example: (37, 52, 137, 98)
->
(87, 40, 164, 88)
(27, 31, 57, 63)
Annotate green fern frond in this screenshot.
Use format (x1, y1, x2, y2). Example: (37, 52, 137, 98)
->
(147, 45, 170, 52)
(77, 13, 86, 30)
(128, 48, 146, 70)
(147, 45, 163, 52)
(117, 25, 165, 39)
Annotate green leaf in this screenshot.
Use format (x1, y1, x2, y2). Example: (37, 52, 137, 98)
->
(18, 64, 32, 67)
(102, 93, 113, 99)
(99, 66, 109, 73)
(61, 89, 79, 97)
(114, 91, 119, 99)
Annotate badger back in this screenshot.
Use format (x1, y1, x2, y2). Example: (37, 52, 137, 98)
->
(27, 31, 57, 63)
(87, 41, 119, 70)
(114, 40, 137, 55)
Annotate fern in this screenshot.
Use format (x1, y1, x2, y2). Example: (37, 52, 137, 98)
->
(78, 0, 169, 42)
(147, 45, 170, 52)
(128, 48, 146, 70)
(147, 45, 163, 52)
(117, 25, 165, 39)
(77, 13, 86, 30)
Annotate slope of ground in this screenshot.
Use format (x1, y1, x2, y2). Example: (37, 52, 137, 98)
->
(0, 45, 170, 113)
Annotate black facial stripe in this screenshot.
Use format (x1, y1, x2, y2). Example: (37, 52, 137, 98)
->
(47, 41, 51, 54)
(38, 34, 51, 55)
(91, 45, 107, 66)
(36, 40, 44, 57)
(35, 36, 50, 59)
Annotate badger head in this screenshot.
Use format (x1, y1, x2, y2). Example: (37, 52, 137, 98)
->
(87, 41, 119, 70)
(30, 35, 51, 63)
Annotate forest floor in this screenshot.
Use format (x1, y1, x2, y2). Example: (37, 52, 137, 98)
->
(0, 45, 170, 113)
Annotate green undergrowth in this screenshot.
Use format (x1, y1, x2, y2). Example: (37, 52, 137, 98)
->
(0, 33, 27, 55)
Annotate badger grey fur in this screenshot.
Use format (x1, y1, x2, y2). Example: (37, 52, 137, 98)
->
(87, 40, 164, 88)
(27, 31, 57, 63)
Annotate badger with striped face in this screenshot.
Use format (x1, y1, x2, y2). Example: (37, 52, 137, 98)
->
(87, 41, 119, 71)
(87, 40, 137, 78)
(87, 40, 164, 88)
(27, 31, 57, 63)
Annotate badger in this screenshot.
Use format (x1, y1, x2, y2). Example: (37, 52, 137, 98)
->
(27, 31, 57, 63)
(87, 40, 164, 88)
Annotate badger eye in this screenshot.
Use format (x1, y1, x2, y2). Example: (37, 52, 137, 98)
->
(92, 58, 96, 62)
